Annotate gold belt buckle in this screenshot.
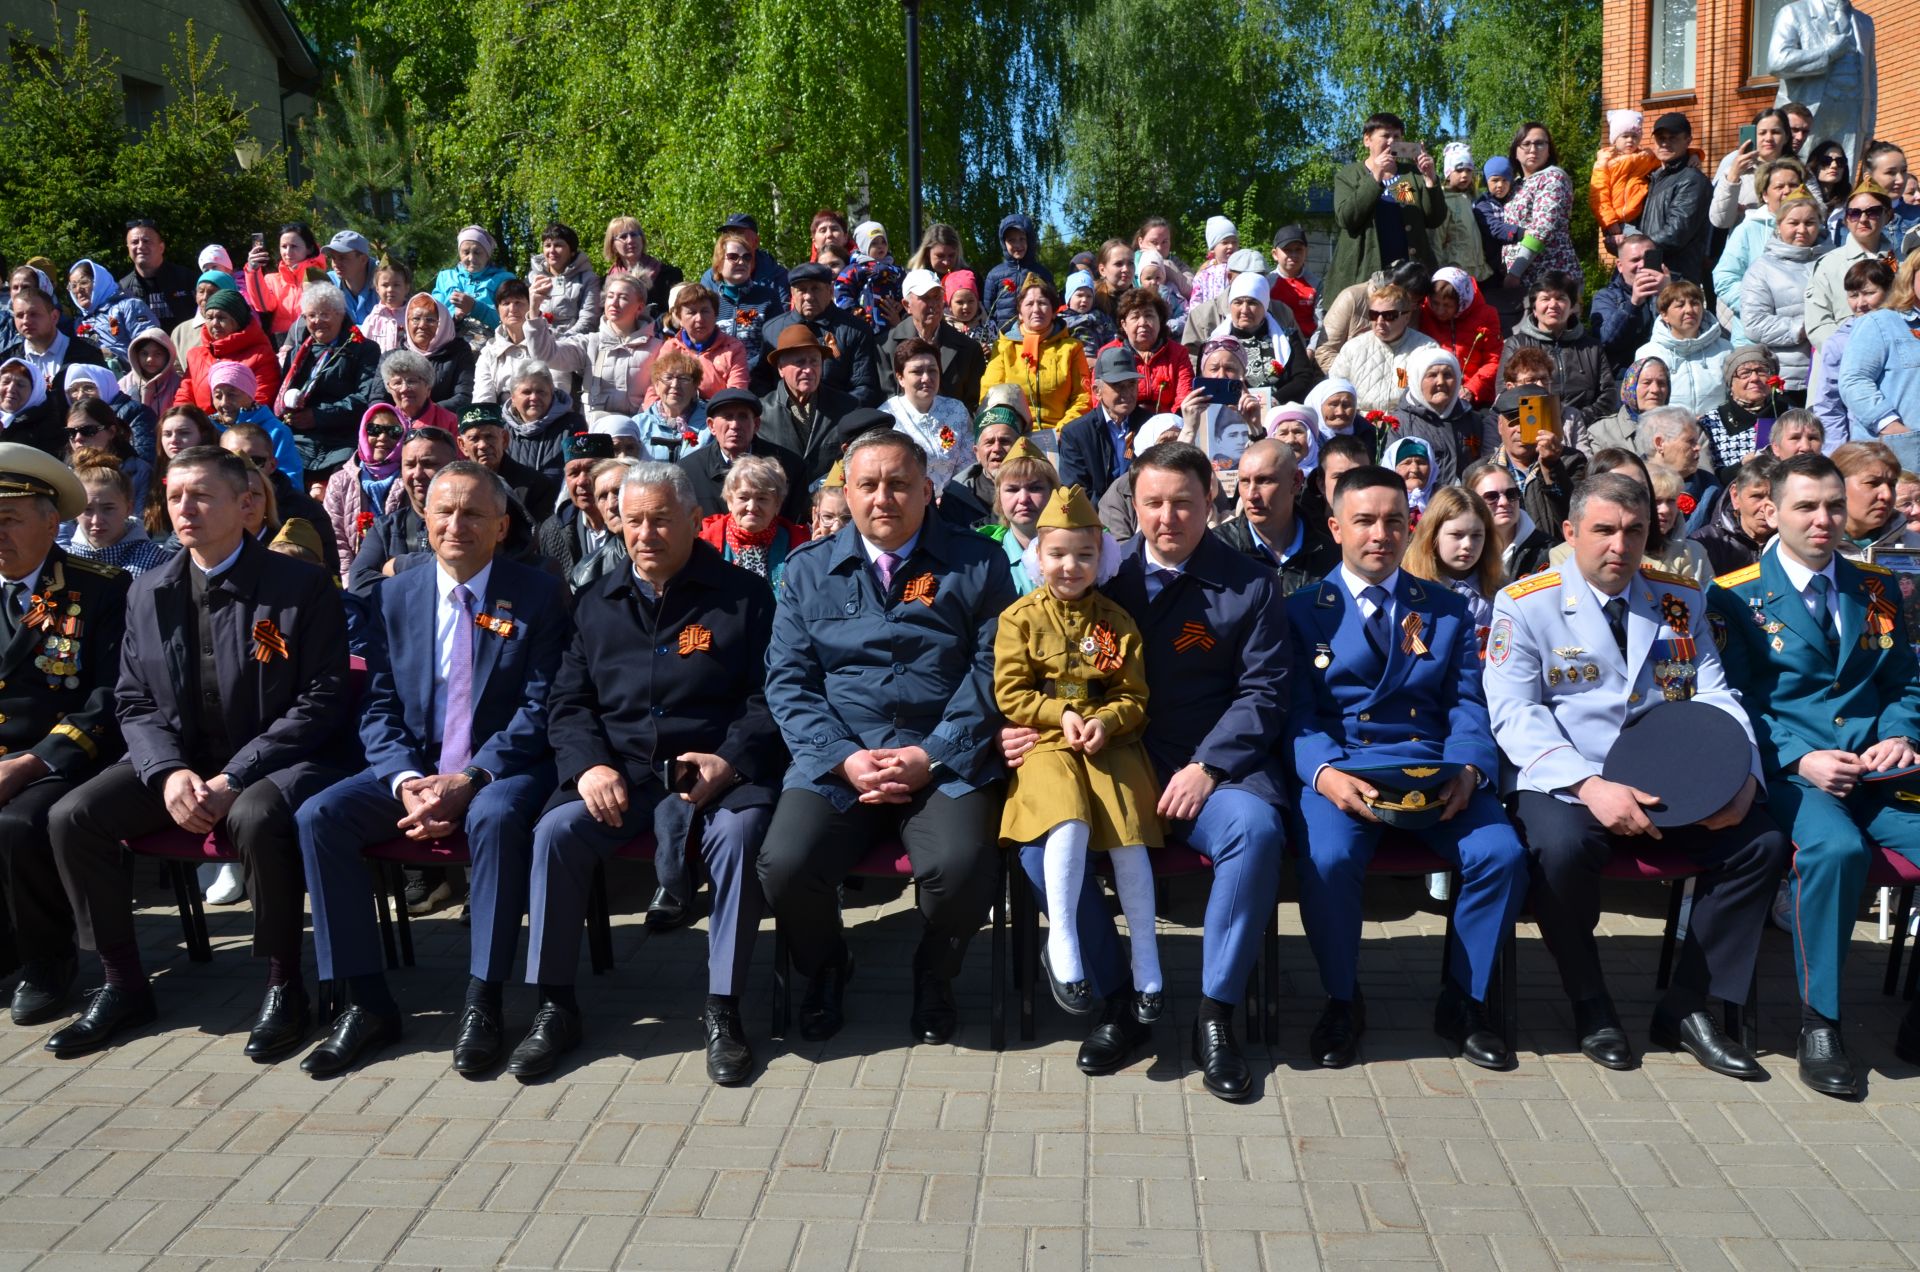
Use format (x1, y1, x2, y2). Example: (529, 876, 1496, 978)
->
(1058, 680, 1086, 701)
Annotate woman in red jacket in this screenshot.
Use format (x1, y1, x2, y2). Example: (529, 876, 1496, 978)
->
(1094, 286, 1193, 415)
(1419, 267, 1503, 408)
(174, 289, 282, 412)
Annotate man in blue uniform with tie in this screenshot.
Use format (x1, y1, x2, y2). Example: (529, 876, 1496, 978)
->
(294, 461, 570, 1079)
(1708, 452, 1920, 1097)
(1003, 442, 1292, 1100)
(1287, 465, 1528, 1070)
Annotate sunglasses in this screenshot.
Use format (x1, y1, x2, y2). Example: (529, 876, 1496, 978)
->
(722, 252, 752, 263)
(65, 422, 114, 440)
(1367, 309, 1404, 321)
(1820, 155, 1848, 167)
(1845, 206, 1887, 221)
(364, 423, 402, 439)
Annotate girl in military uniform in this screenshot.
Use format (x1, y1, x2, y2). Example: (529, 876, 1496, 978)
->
(994, 485, 1164, 1019)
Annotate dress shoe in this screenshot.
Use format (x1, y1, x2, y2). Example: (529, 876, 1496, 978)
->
(1191, 1017, 1254, 1101)
(1896, 1004, 1920, 1066)
(798, 954, 854, 1042)
(703, 1002, 753, 1085)
(451, 1004, 504, 1075)
(1651, 1008, 1763, 1080)
(1040, 948, 1094, 1016)
(244, 984, 311, 1061)
(1077, 993, 1153, 1075)
(1132, 990, 1163, 1025)
(45, 984, 157, 1058)
(1434, 987, 1512, 1070)
(300, 1005, 401, 1078)
(506, 1001, 582, 1079)
(10, 954, 76, 1027)
(1572, 995, 1634, 1070)
(910, 968, 958, 1045)
(1796, 1025, 1858, 1099)
(1309, 997, 1364, 1069)
(645, 887, 691, 932)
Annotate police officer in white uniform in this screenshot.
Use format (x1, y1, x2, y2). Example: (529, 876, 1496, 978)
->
(1485, 472, 1789, 1079)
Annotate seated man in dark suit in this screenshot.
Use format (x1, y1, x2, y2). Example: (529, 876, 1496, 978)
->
(750, 262, 883, 406)
(1213, 438, 1341, 595)
(760, 429, 1015, 1047)
(347, 426, 459, 595)
(47, 447, 353, 1059)
(675, 388, 808, 524)
(294, 461, 571, 1078)
(519, 461, 784, 1084)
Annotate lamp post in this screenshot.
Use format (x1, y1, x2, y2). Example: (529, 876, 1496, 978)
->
(902, 0, 924, 247)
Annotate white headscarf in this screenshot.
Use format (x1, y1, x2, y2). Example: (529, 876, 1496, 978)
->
(1431, 266, 1478, 312)
(1304, 377, 1359, 438)
(1133, 412, 1186, 455)
(0, 356, 48, 427)
(1266, 403, 1321, 476)
(1402, 345, 1463, 417)
(1210, 272, 1290, 367)
(64, 362, 124, 404)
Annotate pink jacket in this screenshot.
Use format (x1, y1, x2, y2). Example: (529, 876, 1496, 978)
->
(643, 330, 750, 406)
(322, 457, 407, 581)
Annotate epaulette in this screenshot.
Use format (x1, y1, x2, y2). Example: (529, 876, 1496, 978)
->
(1713, 563, 1762, 588)
(63, 557, 122, 578)
(1639, 564, 1699, 590)
(1502, 572, 1561, 601)
(1854, 559, 1893, 576)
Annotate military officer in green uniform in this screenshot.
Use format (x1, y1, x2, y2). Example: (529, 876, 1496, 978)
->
(1708, 452, 1920, 1098)
(0, 443, 130, 1026)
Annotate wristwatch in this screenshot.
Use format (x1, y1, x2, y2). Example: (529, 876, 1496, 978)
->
(460, 765, 492, 791)
(221, 771, 247, 796)
(1197, 762, 1228, 784)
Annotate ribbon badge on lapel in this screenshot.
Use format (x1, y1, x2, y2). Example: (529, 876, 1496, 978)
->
(901, 574, 938, 606)
(20, 589, 58, 633)
(1088, 621, 1124, 673)
(1400, 612, 1428, 656)
(251, 619, 289, 664)
(1173, 621, 1215, 653)
(1863, 578, 1899, 649)
(476, 611, 516, 639)
(677, 623, 714, 656)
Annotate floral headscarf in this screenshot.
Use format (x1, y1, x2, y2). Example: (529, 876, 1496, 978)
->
(1618, 356, 1668, 422)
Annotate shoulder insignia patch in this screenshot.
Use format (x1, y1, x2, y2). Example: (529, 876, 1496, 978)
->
(63, 557, 121, 579)
(1713, 563, 1762, 588)
(1707, 609, 1729, 652)
(1639, 564, 1699, 590)
(1855, 559, 1893, 576)
(1503, 572, 1561, 601)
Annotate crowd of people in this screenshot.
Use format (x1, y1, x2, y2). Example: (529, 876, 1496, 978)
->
(2, 99, 1920, 1102)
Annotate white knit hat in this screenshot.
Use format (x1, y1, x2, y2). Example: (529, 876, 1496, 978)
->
(1442, 142, 1474, 174)
(1607, 109, 1644, 141)
(1205, 216, 1238, 251)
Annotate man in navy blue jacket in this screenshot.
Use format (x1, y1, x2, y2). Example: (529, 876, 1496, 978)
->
(1003, 442, 1292, 1100)
(760, 428, 1016, 1049)
(295, 461, 570, 1079)
(1057, 347, 1153, 504)
(1588, 236, 1669, 375)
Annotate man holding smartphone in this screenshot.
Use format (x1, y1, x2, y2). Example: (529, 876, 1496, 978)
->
(1325, 112, 1448, 302)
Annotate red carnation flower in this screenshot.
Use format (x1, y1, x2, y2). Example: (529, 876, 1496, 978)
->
(1765, 375, 1785, 391)
(355, 511, 376, 533)
(1677, 494, 1697, 515)
(540, 310, 556, 323)
(681, 430, 698, 445)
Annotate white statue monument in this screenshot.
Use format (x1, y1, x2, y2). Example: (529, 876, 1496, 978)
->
(1768, 0, 1876, 167)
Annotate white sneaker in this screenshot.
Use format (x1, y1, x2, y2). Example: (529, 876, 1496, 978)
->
(1425, 872, 1452, 902)
(205, 862, 246, 905)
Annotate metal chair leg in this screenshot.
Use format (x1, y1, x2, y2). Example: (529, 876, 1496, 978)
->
(1888, 885, 1916, 996)
(771, 927, 790, 1041)
(373, 866, 399, 971)
(169, 862, 211, 962)
(587, 863, 614, 975)
(1655, 880, 1685, 991)
(387, 863, 415, 968)
(1500, 928, 1519, 1053)
(1012, 871, 1037, 1041)
(990, 854, 1007, 1052)
(1264, 909, 1281, 1046)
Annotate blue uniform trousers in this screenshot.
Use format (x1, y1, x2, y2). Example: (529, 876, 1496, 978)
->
(1295, 787, 1527, 1002)
(297, 767, 549, 982)
(1773, 777, 1920, 1019)
(528, 795, 768, 992)
(1017, 787, 1284, 1004)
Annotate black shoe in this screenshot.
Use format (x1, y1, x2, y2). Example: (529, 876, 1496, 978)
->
(451, 1004, 504, 1075)
(1077, 993, 1153, 1075)
(45, 984, 157, 1058)
(1309, 997, 1364, 1069)
(1132, 991, 1163, 1025)
(645, 887, 691, 932)
(10, 954, 76, 1027)
(1651, 1008, 1763, 1080)
(507, 1001, 582, 1079)
(244, 984, 310, 1061)
(703, 1002, 753, 1086)
(1191, 1017, 1254, 1101)
(1572, 994, 1634, 1070)
(1039, 948, 1094, 1016)
(300, 1004, 401, 1078)
(910, 968, 958, 1045)
(1897, 1005, 1920, 1067)
(798, 953, 854, 1043)
(1434, 986, 1512, 1070)
(1796, 1025, 1858, 1099)
(406, 878, 455, 916)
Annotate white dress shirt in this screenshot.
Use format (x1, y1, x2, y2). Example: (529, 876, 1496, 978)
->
(1775, 546, 1841, 634)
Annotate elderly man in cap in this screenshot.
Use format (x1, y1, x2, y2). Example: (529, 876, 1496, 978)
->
(46, 446, 354, 1059)
(1287, 465, 1528, 1070)
(518, 460, 784, 1083)
(535, 430, 619, 577)
(758, 326, 866, 484)
(458, 406, 558, 516)
(1058, 347, 1154, 504)
(677, 388, 810, 523)
(0, 446, 131, 1026)
(322, 231, 380, 324)
(1708, 452, 1920, 1097)
(760, 428, 1016, 1047)
(295, 460, 570, 1078)
(879, 269, 985, 408)
(1485, 472, 1788, 1078)
(348, 425, 461, 595)
(750, 263, 881, 407)
(938, 396, 1030, 528)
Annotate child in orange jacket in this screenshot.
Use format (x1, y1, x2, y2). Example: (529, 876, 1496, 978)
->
(1589, 109, 1661, 269)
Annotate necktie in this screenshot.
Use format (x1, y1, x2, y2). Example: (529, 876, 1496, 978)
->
(1807, 573, 1837, 640)
(439, 583, 476, 774)
(0, 581, 20, 642)
(1604, 596, 1629, 656)
(1362, 585, 1391, 658)
(875, 551, 900, 594)
(1151, 566, 1182, 600)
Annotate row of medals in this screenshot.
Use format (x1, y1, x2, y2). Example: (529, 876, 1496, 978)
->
(34, 599, 84, 689)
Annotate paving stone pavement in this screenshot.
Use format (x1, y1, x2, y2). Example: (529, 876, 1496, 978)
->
(1, 864, 1919, 1270)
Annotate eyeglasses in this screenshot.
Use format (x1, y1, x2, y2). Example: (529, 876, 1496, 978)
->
(1367, 309, 1404, 322)
(1845, 206, 1887, 221)
(614, 230, 642, 240)
(65, 422, 113, 440)
(722, 252, 752, 263)
(1733, 365, 1770, 379)
(1516, 139, 1550, 150)
(1479, 488, 1519, 503)
(124, 218, 158, 231)
(659, 373, 698, 385)
(364, 423, 402, 440)
(1820, 155, 1848, 167)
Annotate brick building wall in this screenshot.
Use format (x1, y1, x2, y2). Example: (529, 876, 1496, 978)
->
(1601, 0, 1919, 169)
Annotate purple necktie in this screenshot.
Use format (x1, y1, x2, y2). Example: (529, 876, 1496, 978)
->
(875, 550, 901, 594)
(440, 583, 476, 774)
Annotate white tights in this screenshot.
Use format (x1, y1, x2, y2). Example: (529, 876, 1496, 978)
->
(1041, 820, 1163, 993)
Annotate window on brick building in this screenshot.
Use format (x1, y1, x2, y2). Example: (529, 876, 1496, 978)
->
(1650, 0, 1697, 93)
(1749, 0, 1792, 81)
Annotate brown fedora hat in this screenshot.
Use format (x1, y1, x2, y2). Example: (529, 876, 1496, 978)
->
(766, 323, 829, 365)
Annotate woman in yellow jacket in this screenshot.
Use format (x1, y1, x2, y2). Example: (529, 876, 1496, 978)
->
(982, 276, 1091, 441)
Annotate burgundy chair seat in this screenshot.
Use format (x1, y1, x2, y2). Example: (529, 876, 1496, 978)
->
(365, 833, 471, 867)
(1870, 845, 1920, 886)
(1370, 838, 1447, 874)
(1601, 845, 1702, 881)
(126, 828, 235, 862)
(1145, 843, 1214, 875)
(612, 835, 659, 861)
